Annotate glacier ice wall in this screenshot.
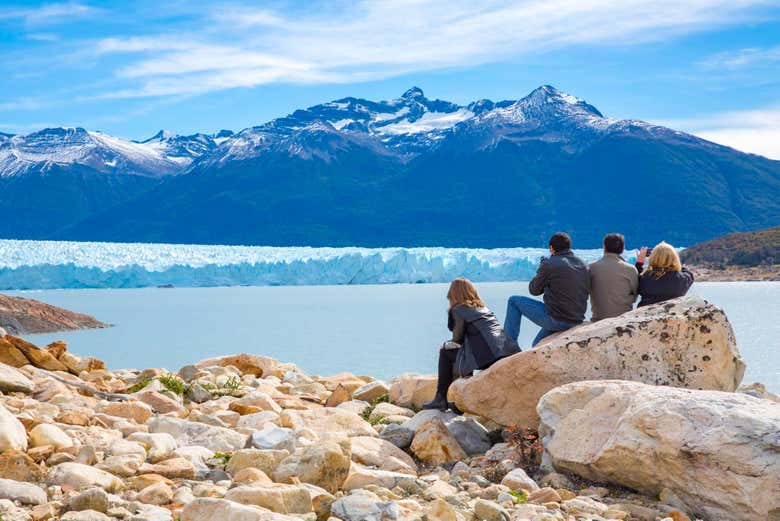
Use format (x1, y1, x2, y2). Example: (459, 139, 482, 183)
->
(0, 239, 607, 290)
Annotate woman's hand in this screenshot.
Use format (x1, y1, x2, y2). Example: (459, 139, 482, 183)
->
(636, 246, 648, 264)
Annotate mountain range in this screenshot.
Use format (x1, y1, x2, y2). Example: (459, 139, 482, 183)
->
(2, 85, 779, 247)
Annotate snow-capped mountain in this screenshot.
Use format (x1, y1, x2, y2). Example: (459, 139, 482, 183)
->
(3, 85, 779, 246)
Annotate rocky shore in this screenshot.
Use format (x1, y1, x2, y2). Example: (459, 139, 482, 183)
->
(0, 297, 777, 521)
(0, 294, 107, 335)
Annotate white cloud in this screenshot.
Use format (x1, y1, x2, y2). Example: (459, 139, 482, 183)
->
(660, 105, 780, 160)
(698, 45, 780, 69)
(0, 2, 95, 26)
(88, 0, 776, 98)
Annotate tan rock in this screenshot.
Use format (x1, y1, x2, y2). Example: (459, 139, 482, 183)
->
(0, 450, 44, 481)
(126, 473, 174, 492)
(224, 484, 313, 514)
(232, 467, 274, 486)
(101, 401, 153, 424)
(139, 457, 197, 479)
(6, 336, 68, 371)
(59, 352, 104, 374)
(527, 487, 561, 504)
(134, 390, 185, 416)
(318, 373, 369, 393)
(279, 408, 376, 438)
(388, 373, 437, 409)
(46, 462, 124, 492)
(137, 482, 173, 505)
(501, 468, 539, 492)
(180, 497, 299, 521)
(194, 353, 284, 378)
(226, 449, 289, 476)
(410, 417, 466, 466)
(349, 436, 417, 475)
(352, 381, 389, 402)
(272, 439, 351, 494)
(0, 337, 29, 367)
(451, 296, 746, 427)
(55, 411, 91, 426)
(425, 498, 460, 521)
(538, 380, 780, 521)
(95, 454, 144, 477)
(341, 463, 421, 493)
(325, 384, 351, 407)
(30, 423, 73, 451)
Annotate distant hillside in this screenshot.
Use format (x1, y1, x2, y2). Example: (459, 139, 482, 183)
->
(681, 226, 780, 267)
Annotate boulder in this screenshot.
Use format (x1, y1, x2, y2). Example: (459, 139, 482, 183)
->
(66, 487, 110, 512)
(180, 497, 298, 521)
(250, 425, 296, 452)
(410, 417, 467, 466)
(193, 353, 284, 378)
(226, 449, 289, 476)
(0, 478, 47, 505)
(0, 404, 27, 452)
(324, 384, 351, 407)
(224, 484, 313, 514)
(330, 490, 405, 521)
(29, 423, 73, 451)
(379, 423, 415, 449)
(388, 373, 437, 409)
(272, 439, 351, 494)
(137, 482, 173, 505)
(127, 432, 177, 462)
(341, 463, 421, 492)
(401, 410, 491, 455)
(46, 462, 124, 492)
(147, 416, 247, 452)
(0, 450, 44, 481)
(501, 468, 539, 493)
(352, 381, 389, 402)
(279, 408, 376, 438)
(5, 336, 68, 371)
(101, 400, 153, 424)
(349, 436, 418, 475)
(0, 363, 34, 393)
(0, 337, 28, 367)
(538, 380, 780, 521)
(451, 296, 746, 427)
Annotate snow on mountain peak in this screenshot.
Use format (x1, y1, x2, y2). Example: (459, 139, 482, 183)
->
(401, 86, 425, 100)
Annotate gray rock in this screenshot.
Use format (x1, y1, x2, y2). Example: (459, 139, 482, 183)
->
(250, 425, 296, 452)
(379, 424, 414, 449)
(474, 499, 510, 521)
(67, 487, 110, 513)
(401, 410, 491, 455)
(185, 384, 213, 404)
(179, 365, 199, 382)
(330, 491, 401, 521)
(0, 478, 47, 505)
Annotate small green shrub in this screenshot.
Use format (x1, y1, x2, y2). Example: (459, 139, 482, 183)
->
(126, 375, 153, 393)
(507, 489, 528, 504)
(213, 451, 232, 464)
(159, 373, 189, 395)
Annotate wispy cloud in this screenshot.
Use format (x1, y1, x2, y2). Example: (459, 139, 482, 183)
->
(660, 105, 780, 160)
(0, 2, 96, 26)
(86, 0, 775, 99)
(699, 44, 780, 70)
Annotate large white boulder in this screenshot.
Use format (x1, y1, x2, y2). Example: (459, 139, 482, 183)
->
(0, 363, 34, 393)
(180, 497, 298, 521)
(451, 296, 745, 427)
(538, 380, 780, 521)
(0, 403, 27, 452)
(147, 416, 247, 452)
(46, 462, 124, 492)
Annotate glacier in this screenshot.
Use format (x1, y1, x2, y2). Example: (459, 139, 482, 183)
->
(0, 239, 607, 290)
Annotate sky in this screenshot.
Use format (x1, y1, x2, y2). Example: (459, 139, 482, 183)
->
(1, 0, 779, 159)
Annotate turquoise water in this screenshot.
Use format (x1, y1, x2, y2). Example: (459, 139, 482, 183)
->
(10, 281, 779, 391)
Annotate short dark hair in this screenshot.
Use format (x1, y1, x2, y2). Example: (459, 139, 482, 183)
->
(603, 233, 625, 254)
(549, 232, 571, 253)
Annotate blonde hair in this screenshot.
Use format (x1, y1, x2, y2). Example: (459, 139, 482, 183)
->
(447, 278, 485, 309)
(648, 241, 682, 276)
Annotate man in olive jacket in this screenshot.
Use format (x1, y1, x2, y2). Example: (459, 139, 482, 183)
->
(504, 232, 590, 346)
(589, 233, 638, 321)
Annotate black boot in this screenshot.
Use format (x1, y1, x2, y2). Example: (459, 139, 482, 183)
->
(448, 402, 464, 415)
(422, 393, 447, 411)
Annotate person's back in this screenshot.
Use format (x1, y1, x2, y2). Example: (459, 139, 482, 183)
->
(589, 233, 638, 321)
(636, 241, 694, 307)
(529, 249, 590, 324)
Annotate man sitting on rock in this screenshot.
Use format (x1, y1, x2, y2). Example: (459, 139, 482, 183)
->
(504, 232, 590, 346)
(588, 233, 638, 321)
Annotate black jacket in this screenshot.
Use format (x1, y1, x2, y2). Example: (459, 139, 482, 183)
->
(529, 250, 590, 323)
(635, 264, 694, 307)
(448, 305, 519, 376)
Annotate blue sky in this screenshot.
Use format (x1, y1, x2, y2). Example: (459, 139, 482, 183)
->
(1, 0, 780, 158)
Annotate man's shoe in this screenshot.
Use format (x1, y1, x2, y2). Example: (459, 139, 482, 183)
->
(422, 393, 447, 411)
(448, 402, 464, 415)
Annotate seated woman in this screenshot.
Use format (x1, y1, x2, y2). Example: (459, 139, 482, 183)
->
(423, 278, 519, 411)
(635, 241, 694, 307)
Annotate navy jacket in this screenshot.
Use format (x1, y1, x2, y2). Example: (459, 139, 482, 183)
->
(636, 264, 694, 307)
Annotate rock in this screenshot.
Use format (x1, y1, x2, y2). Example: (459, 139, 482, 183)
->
(181, 497, 298, 521)
(60, 510, 112, 521)
(527, 487, 561, 504)
(272, 440, 351, 494)
(738, 382, 780, 403)
(29, 423, 73, 451)
(0, 363, 34, 393)
(538, 380, 780, 521)
(5, 336, 68, 372)
(0, 337, 29, 367)
(388, 373, 437, 409)
(234, 391, 282, 414)
(410, 417, 467, 466)
(336, 400, 370, 417)
(279, 409, 376, 438)
(101, 401, 153, 424)
(378, 423, 414, 449)
(368, 402, 413, 421)
(330, 491, 403, 521)
(325, 384, 351, 407)
(0, 403, 27, 452)
(425, 498, 460, 521)
(226, 449, 289, 476)
(147, 416, 247, 452)
(194, 353, 283, 378)
(352, 381, 388, 402)
(127, 432, 177, 462)
(0, 327, 5, 337)
(402, 411, 490, 455)
(250, 425, 296, 452)
(474, 499, 510, 521)
(341, 464, 421, 493)
(137, 482, 173, 505)
(134, 390, 186, 415)
(349, 436, 417, 475)
(451, 296, 746, 427)
(0, 478, 47, 505)
(46, 462, 124, 492)
(67, 487, 109, 512)
(0, 450, 44, 481)
(0, 295, 106, 335)
(501, 468, 539, 493)
(224, 484, 313, 514)
(238, 411, 280, 431)
(139, 457, 198, 479)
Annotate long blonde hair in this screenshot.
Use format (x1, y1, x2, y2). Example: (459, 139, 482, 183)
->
(647, 241, 682, 277)
(447, 278, 485, 309)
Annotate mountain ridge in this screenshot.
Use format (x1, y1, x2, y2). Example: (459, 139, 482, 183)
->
(2, 85, 779, 247)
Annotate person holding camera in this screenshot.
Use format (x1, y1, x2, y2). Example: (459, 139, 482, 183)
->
(504, 232, 590, 347)
(422, 278, 519, 411)
(635, 241, 694, 307)
(588, 233, 639, 321)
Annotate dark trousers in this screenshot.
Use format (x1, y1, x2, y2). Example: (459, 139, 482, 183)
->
(436, 348, 494, 397)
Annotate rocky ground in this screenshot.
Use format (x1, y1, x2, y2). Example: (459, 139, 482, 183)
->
(0, 295, 107, 335)
(0, 297, 776, 521)
(686, 264, 780, 281)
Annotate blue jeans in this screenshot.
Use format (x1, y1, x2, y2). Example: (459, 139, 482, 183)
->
(504, 295, 578, 347)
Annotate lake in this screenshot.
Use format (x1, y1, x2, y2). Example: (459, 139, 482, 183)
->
(10, 281, 779, 392)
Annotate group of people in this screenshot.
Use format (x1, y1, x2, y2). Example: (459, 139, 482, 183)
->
(423, 232, 694, 412)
